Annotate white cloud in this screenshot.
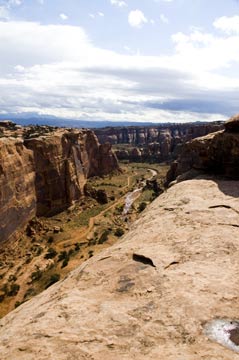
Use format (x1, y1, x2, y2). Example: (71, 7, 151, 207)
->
(213, 16, 239, 34)
(128, 9, 148, 28)
(0, 20, 238, 122)
(110, 0, 127, 7)
(98, 12, 104, 17)
(9, 0, 22, 5)
(0, 0, 23, 20)
(0, 6, 9, 19)
(89, 14, 95, 19)
(14, 65, 25, 72)
(160, 14, 169, 24)
(59, 13, 68, 21)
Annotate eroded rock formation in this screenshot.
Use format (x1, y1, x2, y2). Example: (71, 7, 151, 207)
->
(1, 178, 239, 359)
(95, 122, 223, 161)
(0, 138, 36, 243)
(167, 115, 239, 184)
(25, 129, 119, 216)
(0, 126, 119, 241)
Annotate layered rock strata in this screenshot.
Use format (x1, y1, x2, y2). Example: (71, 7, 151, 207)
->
(95, 123, 223, 161)
(0, 127, 119, 241)
(0, 138, 36, 243)
(25, 129, 119, 216)
(1, 178, 239, 359)
(167, 115, 239, 183)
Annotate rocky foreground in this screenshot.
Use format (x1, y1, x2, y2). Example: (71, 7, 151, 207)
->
(0, 177, 239, 359)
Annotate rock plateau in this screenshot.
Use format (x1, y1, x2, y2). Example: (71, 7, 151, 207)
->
(1, 178, 239, 359)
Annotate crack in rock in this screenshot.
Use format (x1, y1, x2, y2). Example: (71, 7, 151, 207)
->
(132, 253, 156, 268)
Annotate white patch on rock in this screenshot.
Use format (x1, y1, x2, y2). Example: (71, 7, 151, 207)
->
(204, 319, 239, 353)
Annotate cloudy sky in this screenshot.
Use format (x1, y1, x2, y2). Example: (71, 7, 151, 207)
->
(0, 0, 239, 123)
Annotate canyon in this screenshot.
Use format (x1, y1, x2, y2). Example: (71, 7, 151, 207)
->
(95, 122, 223, 162)
(0, 123, 119, 243)
(1, 117, 239, 359)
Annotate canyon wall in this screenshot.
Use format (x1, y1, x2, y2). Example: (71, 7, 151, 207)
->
(95, 122, 223, 161)
(25, 129, 119, 216)
(0, 126, 119, 242)
(0, 138, 36, 243)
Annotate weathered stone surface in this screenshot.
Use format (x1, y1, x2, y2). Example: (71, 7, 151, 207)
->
(0, 138, 36, 242)
(225, 114, 239, 133)
(1, 178, 239, 359)
(167, 129, 239, 183)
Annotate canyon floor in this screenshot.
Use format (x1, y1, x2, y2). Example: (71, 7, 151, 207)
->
(1, 177, 239, 359)
(0, 161, 169, 317)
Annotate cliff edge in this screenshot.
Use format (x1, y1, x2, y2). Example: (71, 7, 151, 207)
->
(0, 177, 239, 359)
(167, 114, 239, 184)
(0, 126, 119, 242)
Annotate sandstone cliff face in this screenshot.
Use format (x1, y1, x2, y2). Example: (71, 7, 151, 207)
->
(0, 127, 119, 239)
(0, 138, 36, 243)
(1, 178, 239, 359)
(25, 129, 119, 216)
(95, 123, 223, 161)
(167, 116, 239, 183)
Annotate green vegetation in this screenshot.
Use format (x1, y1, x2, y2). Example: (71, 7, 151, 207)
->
(45, 273, 60, 289)
(98, 230, 110, 244)
(31, 269, 43, 282)
(44, 248, 57, 259)
(138, 202, 147, 212)
(114, 228, 125, 237)
(7, 283, 20, 297)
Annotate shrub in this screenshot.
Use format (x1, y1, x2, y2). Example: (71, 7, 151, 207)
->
(24, 287, 36, 299)
(98, 230, 109, 244)
(138, 202, 147, 212)
(61, 258, 69, 268)
(74, 243, 80, 251)
(44, 248, 57, 259)
(31, 270, 43, 282)
(45, 273, 60, 289)
(7, 283, 20, 296)
(114, 228, 125, 237)
(58, 251, 68, 262)
(47, 236, 54, 244)
(8, 274, 17, 282)
(88, 250, 94, 258)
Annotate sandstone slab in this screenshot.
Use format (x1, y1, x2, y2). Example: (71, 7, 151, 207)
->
(1, 179, 239, 359)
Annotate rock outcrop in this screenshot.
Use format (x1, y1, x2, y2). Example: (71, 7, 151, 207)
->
(167, 115, 239, 184)
(95, 122, 223, 161)
(25, 129, 119, 216)
(1, 178, 239, 359)
(0, 138, 36, 243)
(0, 126, 119, 241)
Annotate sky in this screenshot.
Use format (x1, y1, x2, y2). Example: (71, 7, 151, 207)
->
(0, 0, 239, 123)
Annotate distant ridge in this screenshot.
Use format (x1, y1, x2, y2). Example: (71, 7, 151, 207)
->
(0, 114, 224, 129)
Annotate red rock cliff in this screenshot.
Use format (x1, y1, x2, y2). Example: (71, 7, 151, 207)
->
(167, 115, 239, 183)
(25, 129, 119, 216)
(0, 127, 119, 241)
(0, 138, 36, 243)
